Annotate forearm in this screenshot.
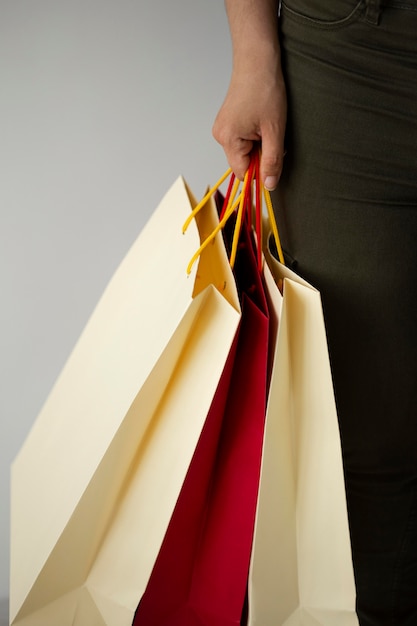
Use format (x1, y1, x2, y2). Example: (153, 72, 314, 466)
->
(225, 0, 281, 73)
(214, 0, 286, 187)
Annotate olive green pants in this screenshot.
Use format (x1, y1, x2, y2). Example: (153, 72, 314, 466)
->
(276, 1, 417, 623)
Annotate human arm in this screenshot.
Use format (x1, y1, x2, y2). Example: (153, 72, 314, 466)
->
(212, 0, 286, 190)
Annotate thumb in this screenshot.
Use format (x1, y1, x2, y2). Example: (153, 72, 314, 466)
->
(260, 132, 285, 191)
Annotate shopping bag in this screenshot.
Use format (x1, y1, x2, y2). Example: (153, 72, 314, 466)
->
(247, 234, 358, 626)
(9, 177, 241, 626)
(132, 214, 270, 626)
(172, 157, 356, 625)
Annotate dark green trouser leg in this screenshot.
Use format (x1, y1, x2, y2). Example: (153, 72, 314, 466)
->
(276, 1, 417, 623)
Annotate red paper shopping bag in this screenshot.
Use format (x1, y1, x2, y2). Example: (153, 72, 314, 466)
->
(132, 214, 269, 626)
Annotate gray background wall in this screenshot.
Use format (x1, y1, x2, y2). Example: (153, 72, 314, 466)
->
(0, 1, 231, 620)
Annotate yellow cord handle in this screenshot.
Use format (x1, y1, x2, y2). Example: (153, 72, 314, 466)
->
(229, 166, 254, 269)
(264, 187, 285, 265)
(182, 167, 232, 234)
(183, 156, 284, 274)
(185, 191, 241, 275)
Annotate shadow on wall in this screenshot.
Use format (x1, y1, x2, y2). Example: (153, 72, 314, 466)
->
(0, 597, 8, 626)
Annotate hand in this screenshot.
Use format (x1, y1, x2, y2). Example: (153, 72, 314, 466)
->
(212, 61, 287, 191)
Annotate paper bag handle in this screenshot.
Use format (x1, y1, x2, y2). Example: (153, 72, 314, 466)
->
(182, 150, 285, 274)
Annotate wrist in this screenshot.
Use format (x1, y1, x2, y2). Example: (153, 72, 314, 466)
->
(233, 39, 281, 73)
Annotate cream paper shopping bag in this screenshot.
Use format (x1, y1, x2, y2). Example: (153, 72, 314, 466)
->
(248, 244, 358, 626)
(10, 177, 241, 626)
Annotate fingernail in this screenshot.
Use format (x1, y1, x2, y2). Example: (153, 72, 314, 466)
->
(264, 176, 278, 191)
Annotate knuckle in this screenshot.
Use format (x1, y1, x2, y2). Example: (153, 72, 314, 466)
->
(262, 151, 284, 174)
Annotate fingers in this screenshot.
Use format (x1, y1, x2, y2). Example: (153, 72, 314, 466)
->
(212, 91, 287, 189)
(213, 130, 285, 191)
(260, 128, 286, 191)
(212, 116, 254, 180)
(222, 138, 255, 182)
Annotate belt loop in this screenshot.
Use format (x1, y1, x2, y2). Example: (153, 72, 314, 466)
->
(365, 0, 382, 24)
